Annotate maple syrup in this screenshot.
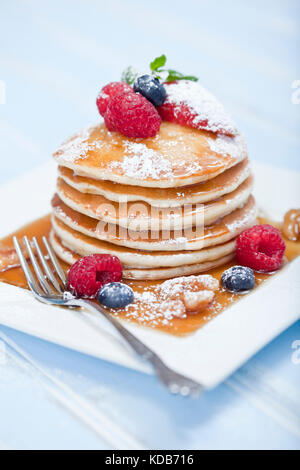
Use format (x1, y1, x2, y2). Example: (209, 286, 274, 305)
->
(0, 214, 299, 336)
(58, 158, 251, 206)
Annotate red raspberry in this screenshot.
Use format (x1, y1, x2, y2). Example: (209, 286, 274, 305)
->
(157, 81, 237, 136)
(236, 224, 286, 273)
(67, 254, 123, 298)
(104, 91, 161, 138)
(96, 82, 133, 117)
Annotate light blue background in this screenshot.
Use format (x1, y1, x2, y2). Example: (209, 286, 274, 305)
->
(0, 0, 299, 450)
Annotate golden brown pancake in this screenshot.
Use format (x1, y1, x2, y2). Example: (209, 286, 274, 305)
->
(53, 122, 248, 188)
(56, 175, 254, 231)
(51, 107, 256, 280)
(50, 230, 235, 280)
(57, 158, 251, 207)
(52, 216, 238, 269)
(52, 194, 257, 251)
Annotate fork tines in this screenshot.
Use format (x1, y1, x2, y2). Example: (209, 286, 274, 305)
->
(13, 237, 204, 398)
(13, 236, 67, 297)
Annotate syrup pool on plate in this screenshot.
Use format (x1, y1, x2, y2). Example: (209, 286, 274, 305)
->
(0, 214, 299, 337)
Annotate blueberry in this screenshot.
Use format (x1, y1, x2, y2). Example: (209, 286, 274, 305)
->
(221, 266, 255, 293)
(133, 74, 167, 106)
(98, 282, 134, 309)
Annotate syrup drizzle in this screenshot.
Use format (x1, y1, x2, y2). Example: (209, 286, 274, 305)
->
(0, 214, 299, 337)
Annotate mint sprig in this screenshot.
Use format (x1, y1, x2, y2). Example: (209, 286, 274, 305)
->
(121, 55, 198, 84)
(150, 54, 167, 72)
(163, 69, 198, 82)
(121, 66, 140, 85)
(150, 55, 198, 82)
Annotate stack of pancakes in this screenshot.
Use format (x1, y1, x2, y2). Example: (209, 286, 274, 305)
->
(50, 122, 257, 280)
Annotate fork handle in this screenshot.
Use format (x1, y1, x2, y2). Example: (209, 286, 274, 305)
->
(72, 298, 167, 370)
(64, 298, 203, 395)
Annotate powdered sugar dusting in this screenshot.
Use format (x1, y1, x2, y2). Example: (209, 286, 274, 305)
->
(225, 201, 257, 234)
(54, 125, 99, 164)
(160, 237, 188, 248)
(164, 81, 238, 135)
(114, 275, 219, 325)
(207, 133, 247, 160)
(110, 142, 173, 180)
(121, 289, 187, 323)
(158, 275, 219, 300)
(0, 247, 20, 272)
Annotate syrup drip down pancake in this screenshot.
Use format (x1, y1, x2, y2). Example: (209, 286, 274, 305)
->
(52, 194, 257, 252)
(50, 230, 235, 280)
(55, 175, 254, 231)
(57, 158, 251, 207)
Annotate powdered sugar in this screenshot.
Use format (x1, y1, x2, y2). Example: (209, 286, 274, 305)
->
(207, 133, 247, 160)
(158, 275, 219, 300)
(53, 203, 79, 227)
(183, 290, 215, 312)
(124, 288, 187, 322)
(160, 237, 188, 248)
(54, 125, 99, 164)
(164, 80, 238, 136)
(0, 247, 20, 272)
(225, 201, 257, 233)
(117, 274, 219, 326)
(110, 142, 174, 180)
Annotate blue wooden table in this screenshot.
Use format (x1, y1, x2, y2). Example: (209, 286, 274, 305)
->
(0, 0, 299, 449)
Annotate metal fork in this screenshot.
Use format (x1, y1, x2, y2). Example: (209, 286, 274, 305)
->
(13, 236, 204, 397)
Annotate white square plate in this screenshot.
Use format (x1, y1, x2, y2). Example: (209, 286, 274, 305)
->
(0, 161, 299, 388)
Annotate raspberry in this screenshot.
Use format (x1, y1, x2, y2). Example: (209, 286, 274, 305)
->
(157, 81, 237, 136)
(104, 91, 161, 138)
(67, 254, 123, 298)
(96, 82, 133, 117)
(236, 224, 286, 273)
(158, 100, 198, 129)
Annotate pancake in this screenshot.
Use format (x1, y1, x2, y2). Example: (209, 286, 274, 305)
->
(58, 158, 251, 207)
(50, 230, 235, 280)
(121, 255, 235, 280)
(52, 216, 237, 268)
(52, 195, 257, 251)
(56, 175, 254, 231)
(53, 122, 247, 188)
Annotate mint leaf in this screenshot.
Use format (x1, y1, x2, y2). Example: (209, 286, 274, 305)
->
(150, 54, 166, 72)
(122, 56, 198, 85)
(121, 66, 140, 84)
(165, 69, 198, 82)
(182, 76, 198, 82)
